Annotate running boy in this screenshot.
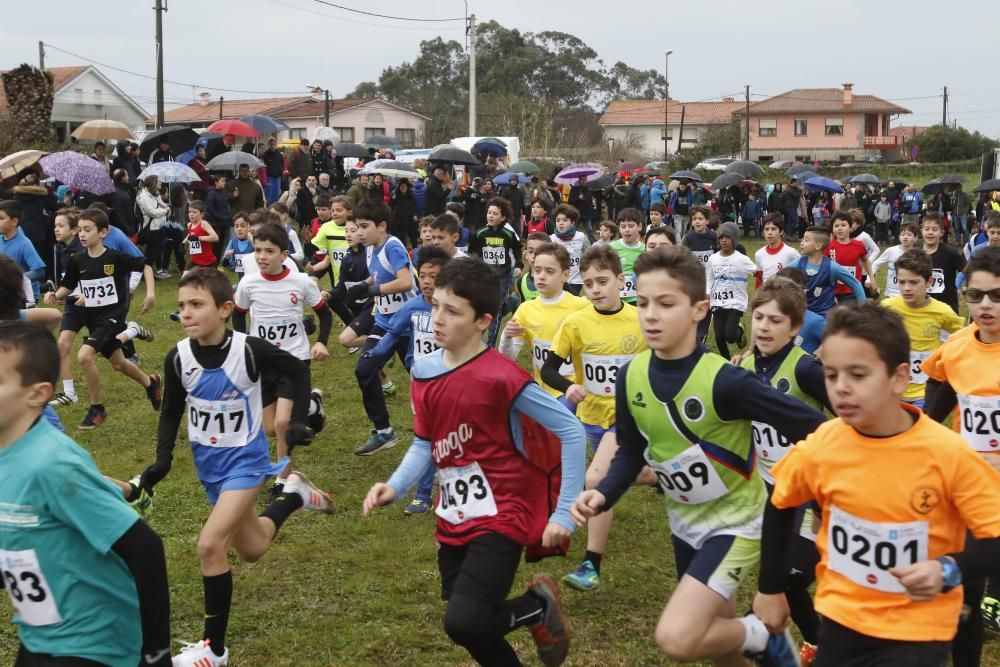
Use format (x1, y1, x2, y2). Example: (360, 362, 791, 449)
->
(137, 268, 333, 667)
(825, 211, 874, 303)
(428, 213, 468, 258)
(517, 232, 549, 302)
(921, 211, 965, 313)
(754, 212, 799, 287)
(221, 212, 253, 280)
(44, 209, 160, 429)
(572, 246, 826, 666)
(0, 201, 46, 296)
(550, 204, 590, 296)
(706, 222, 756, 359)
(363, 257, 585, 667)
(795, 225, 866, 317)
(468, 197, 522, 345)
(871, 221, 918, 298)
(754, 302, 1000, 667)
(610, 208, 644, 303)
(185, 200, 218, 271)
(307, 195, 351, 285)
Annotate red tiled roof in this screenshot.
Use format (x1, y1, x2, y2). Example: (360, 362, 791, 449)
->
(599, 99, 742, 126)
(889, 125, 930, 141)
(742, 88, 910, 115)
(276, 98, 378, 118)
(0, 65, 88, 116)
(159, 96, 312, 124)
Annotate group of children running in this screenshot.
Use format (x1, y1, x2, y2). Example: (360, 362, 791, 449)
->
(1, 187, 1000, 667)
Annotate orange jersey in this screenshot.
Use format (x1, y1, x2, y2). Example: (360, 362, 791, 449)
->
(922, 323, 1000, 454)
(771, 406, 1000, 642)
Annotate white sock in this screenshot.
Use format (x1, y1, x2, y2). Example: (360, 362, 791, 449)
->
(308, 398, 319, 416)
(738, 614, 770, 653)
(377, 427, 393, 436)
(381, 380, 393, 389)
(275, 476, 288, 486)
(63, 379, 76, 398)
(122, 324, 138, 342)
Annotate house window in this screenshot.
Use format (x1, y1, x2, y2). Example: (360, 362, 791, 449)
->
(333, 127, 354, 143)
(758, 156, 773, 163)
(825, 117, 844, 136)
(92, 89, 103, 107)
(394, 128, 416, 147)
(74, 87, 83, 103)
(794, 155, 812, 162)
(364, 127, 386, 139)
(758, 119, 777, 137)
(839, 155, 855, 163)
(365, 109, 385, 124)
(794, 119, 807, 136)
(660, 128, 673, 140)
(288, 128, 307, 140)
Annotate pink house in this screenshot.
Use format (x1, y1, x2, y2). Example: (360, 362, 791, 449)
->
(739, 84, 911, 163)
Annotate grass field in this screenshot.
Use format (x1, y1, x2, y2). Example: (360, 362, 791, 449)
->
(3, 236, 999, 667)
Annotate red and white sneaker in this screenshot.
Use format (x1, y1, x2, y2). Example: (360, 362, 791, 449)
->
(171, 639, 228, 667)
(283, 471, 336, 514)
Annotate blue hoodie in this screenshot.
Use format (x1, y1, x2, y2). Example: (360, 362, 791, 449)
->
(650, 179, 668, 206)
(639, 183, 651, 209)
(412, 179, 427, 217)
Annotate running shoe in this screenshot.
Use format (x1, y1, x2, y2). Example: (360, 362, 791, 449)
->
(283, 471, 335, 514)
(48, 392, 77, 407)
(403, 497, 431, 515)
(749, 627, 801, 667)
(126, 320, 154, 342)
(78, 405, 107, 430)
(269, 481, 285, 504)
(154, 270, 172, 280)
(799, 642, 817, 666)
(348, 346, 360, 354)
(982, 596, 1000, 632)
(169, 312, 181, 322)
(527, 574, 570, 667)
(737, 322, 747, 349)
(127, 475, 154, 518)
(146, 374, 163, 411)
(561, 560, 601, 592)
(382, 381, 397, 396)
(307, 389, 326, 434)
(354, 428, 398, 456)
(171, 639, 228, 667)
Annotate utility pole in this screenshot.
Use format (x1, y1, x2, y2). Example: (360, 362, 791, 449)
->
(664, 49, 673, 162)
(154, 0, 167, 129)
(942, 85, 948, 126)
(324, 89, 330, 127)
(38, 41, 45, 70)
(744, 84, 751, 160)
(467, 14, 477, 136)
(219, 96, 223, 120)
(677, 105, 686, 153)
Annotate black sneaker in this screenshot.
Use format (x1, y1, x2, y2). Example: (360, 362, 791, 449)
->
(126, 320, 154, 342)
(307, 389, 326, 434)
(269, 481, 285, 504)
(146, 374, 162, 411)
(79, 405, 108, 430)
(169, 312, 181, 322)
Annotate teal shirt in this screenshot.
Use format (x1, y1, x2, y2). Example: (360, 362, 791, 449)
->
(0, 418, 141, 666)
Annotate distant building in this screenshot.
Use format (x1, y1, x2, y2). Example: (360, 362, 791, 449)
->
(153, 94, 430, 148)
(737, 84, 911, 162)
(599, 99, 743, 158)
(0, 65, 149, 143)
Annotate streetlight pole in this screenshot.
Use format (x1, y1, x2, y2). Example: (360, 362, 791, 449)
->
(664, 49, 673, 163)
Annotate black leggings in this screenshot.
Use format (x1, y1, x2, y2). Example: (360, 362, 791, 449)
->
(953, 577, 985, 667)
(814, 618, 949, 667)
(711, 307, 744, 359)
(15, 645, 104, 667)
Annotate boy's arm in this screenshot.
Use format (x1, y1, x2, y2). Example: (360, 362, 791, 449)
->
(111, 521, 172, 666)
(140, 349, 185, 489)
(924, 379, 958, 423)
(366, 303, 411, 359)
(141, 263, 155, 313)
(715, 365, 826, 441)
(199, 221, 219, 243)
(832, 262, 867, 302)
(593, 366, 652, 509)
(248, 337, 313, 442)
(385, 438, 433, 501)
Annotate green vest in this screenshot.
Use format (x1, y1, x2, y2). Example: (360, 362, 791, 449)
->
(519, 272, 539, 301)
(625, 350, 765, 546)
(739, 346, 822, 412)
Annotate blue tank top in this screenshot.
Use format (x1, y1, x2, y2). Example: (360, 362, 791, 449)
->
(795, 255, 835, 316)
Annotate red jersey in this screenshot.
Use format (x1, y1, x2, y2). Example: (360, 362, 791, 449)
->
(187, 221, 217, 266)
(411, 349, 560, 547)
(524, 216, 551, 236)
(825, 239, 866, 295)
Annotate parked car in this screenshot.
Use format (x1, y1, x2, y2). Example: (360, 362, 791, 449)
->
(695, 157, 737, 171)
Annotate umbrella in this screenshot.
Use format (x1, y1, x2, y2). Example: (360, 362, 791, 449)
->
(361, 160, 418, 180)
(177, 133, 224, 165)
(790, 171, 818, 184)
(724, 160, 765, 178)
(922, 177, 943, 195)
(975, 178, 1000, 193)
(471, 137, 507, 158)
(555, 163, 605, 184)
(848, 173, 880, 184)
(0, 149, 47, 181)
(786, 164, 816, 178)
(668, 170, 704, 182)
(936, 174, 965, 185)
(205, 152, 264, 171)
(493, 172, 532, 186)
(207, 119, 259, 138)
(428, 145, 480, 166)
(138, 161, 202, 184)
(71, 119, 135, 142)
(239, 114, 289, 135)
(804, 176, 844, 194)
(509, 160, 540, 174)
(139, 126, 199, 161)
(309, 126, 341, 144)
(363, 134, 399, 148)
(333, 142, 369, 159)
(39, 151, 114, 195)
(586, 173, 615, 191)
(616, 161, 643, 172)
(711, 173, 745, 191)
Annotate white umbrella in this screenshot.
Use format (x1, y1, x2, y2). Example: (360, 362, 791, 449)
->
(71, 119, 136, 142)
(310, 126, 341, 144)
(0, 149, 47, 180)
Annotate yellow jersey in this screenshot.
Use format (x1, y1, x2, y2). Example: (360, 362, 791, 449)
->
(312, 219, 349, 282)
(551, 302, 646, 428)
(513, 292, 589, 396)
(881, 296, 965, 400)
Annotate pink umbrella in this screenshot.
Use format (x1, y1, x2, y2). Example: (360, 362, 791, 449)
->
(206, 119, 259, 138)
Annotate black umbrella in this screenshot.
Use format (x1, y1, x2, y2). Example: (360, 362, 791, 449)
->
(790, 171, 818, 184)
(363, 134, 399, 148)
(975, 178, 1000, 193)
(724, 160, 765, 178)
(921, 177, 943, 195)
(586, 174, 615, 191)
(429, 146, 481, 166)
(849, 173, 880, 184)
(786, 163, 815, 178)
(333, 143, 369, 159)
(669, 170, 703, 182)
(711, 173, 745, 190)
(937, 174, 965, 185)
(139, 125, 199, 162)
(205, 152, 264, 171)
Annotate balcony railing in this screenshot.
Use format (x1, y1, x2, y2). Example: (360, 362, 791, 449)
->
(863, 135, 901, 148)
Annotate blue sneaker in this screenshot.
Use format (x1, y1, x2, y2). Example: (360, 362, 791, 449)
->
(561, 560, 601, 591)
(750, 628, 801, 667)
(403, 497, 431, 515)
(354, 428, 398, 456)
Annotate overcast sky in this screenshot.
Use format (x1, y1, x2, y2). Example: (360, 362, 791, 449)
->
(5, 0, 1000, 137)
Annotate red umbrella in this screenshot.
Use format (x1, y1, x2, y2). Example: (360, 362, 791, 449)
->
(206, 119, 259, 138)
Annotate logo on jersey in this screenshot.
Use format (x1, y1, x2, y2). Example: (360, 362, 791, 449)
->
(910, 486, 941, 515)
(432, 423, 473, 462)
(290, 293, 299, 305)
(103, 264, 115, 276)
(632, 391, 646, 408)
(620, 334, 641, 355)
(776, 377, 791, 393)
(682, 396, 705, 421)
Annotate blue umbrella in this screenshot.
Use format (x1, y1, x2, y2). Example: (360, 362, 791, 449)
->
(804, 176, 844, 194)
(138, 161, 201, 184)
(472, 137, 507, 158)
(39, 151, 114, 195)
(492, 171, 531, 186)
(240, 114, 289, 134)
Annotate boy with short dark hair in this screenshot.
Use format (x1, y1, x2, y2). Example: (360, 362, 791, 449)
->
(707, 222, 756, 359)
(754, 212, 799, 287)
(518, 231, 550, 302)
(550, 204, 590, 296)
(469, 197, 523, 346)
(0, 200, 47, 296)
(364, 257, 586, 667)
(755, 302, 1000, 667)
(185, 200, 218, 271)
(872, 221, 919, 298)
(795, 225, 866, 317)
(643, 225, 675, 250)
(307, 195, 352, 285)
(221, 212, 253, 280)
(775, 266, 825, 354)
(429, 213, 468, 258)
(825, 211, 874, 303)
(921, 212, 965, 313)
(611, 208, 644, 303)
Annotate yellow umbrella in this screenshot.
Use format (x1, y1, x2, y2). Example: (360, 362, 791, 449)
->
(71, 119, 136, 142)
(0, 149, 47, 180)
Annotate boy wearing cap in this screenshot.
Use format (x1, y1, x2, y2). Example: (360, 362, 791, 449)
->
(707, 222, 756, 359)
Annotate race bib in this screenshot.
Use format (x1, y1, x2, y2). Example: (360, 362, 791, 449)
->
(0, 549, 62, 626)
(532, 340, 574, 376)
(79, 276, 118, 308)
(412, 328, 438, 359)
(254, 317, 301, 349)
(620, 276, 636, 299)
(928, 268, 945, 294)
(375, 291, 408, 315)
(581, 353, 628, 396)
(331, 246, 348, 268)
(909, 351, 930, 385)
(187, 394, 249, 448)
(436, 462, 497, 524)
(236, 252, 255, 273)
(958, 394, 1000, 452)
(189, 238, 203, 255)
(646, 445, 729, 505)
(712, 288, 736, 305)
(482, 246, 507, 266)
(827, 505, 928, 593)
(752, 421, 793, 483)
(694, 250, 711, 266)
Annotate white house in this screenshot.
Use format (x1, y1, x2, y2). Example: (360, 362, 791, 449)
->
(599, 98, 743, 159)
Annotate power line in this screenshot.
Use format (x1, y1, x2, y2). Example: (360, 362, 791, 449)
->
(268, 0, 464, 31)
(310, 0, 464, 21)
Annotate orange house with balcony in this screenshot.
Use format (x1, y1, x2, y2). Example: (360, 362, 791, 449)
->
(739, 84, 911, 163)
